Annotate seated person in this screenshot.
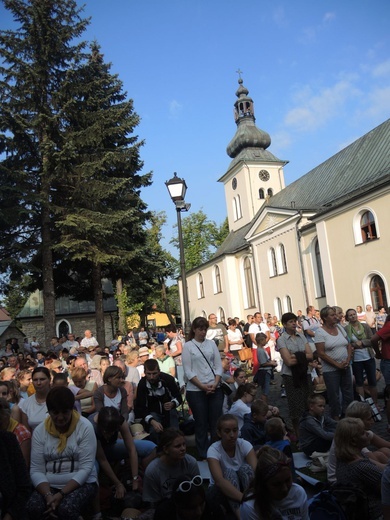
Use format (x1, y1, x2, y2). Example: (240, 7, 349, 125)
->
(155, 345, 176, 377)
(335, 417, 382, 520)
(299, 394, 337, 456)
(265, 418, 296, 479)
(328, 400, 390, 483)
(134, 359, 182, 443)
(220, 353, 234, 413)
(142, 428, 199, 509)
(240, 399, 268, 448)
(154, 475, 225, 520)
(229, 383, 257, 431)
(241, 446, 308, 519)
(0, 397, 31, 467)
(207, 414, 256, 518)
(228, 368, 246, 404)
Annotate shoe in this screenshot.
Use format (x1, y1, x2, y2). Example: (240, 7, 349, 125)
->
(280, 387, 287, 398)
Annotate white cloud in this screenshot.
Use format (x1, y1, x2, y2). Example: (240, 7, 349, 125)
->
(284, 80, 358, 132)
(371, 59, 390, 78)
(323, 12, 335, 23)
(169, 99, 183, 118)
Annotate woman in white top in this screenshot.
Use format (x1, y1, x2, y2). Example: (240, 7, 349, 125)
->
(182, 316, 224, 459)
(229, 382, 257, 431)
(19, 366, 51, 431)
(315, 306, 353, 420)
(227, 319, 244, 359)
(26, 386, 97, 520)
(207, 414, 256, 517)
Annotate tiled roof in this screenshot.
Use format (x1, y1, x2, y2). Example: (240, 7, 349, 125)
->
(266, 118, 390, 211)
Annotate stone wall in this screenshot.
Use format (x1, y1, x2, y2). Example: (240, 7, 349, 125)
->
(19, 313, 116, 350)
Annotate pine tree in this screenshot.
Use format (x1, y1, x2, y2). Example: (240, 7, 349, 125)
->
(0, 0, 89, 343)
(52, 42, 151, 346)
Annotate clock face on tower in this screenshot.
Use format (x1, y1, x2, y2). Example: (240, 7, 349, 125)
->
(232, 177, 237, 190)
(259, 169, 270, 182)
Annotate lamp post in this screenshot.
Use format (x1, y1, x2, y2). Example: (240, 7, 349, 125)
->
(165, 172, 191, 340)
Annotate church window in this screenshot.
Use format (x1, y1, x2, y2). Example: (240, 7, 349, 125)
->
(370, 275, 388, 311)
(275, 298, 282, 320)
(259, 188, 265, 199)
(57, 320, 70, 338)
(360, 211, 377, 242)
(197, 273, 205, 299)
(236, 195, 242, 219)
(267, 188, 273, 197)
(219, 307, 226, 323)
(353, 208, 380, 245)
(285, 295, 292, 312)
(268, 247, 278, 277)
(243, 257, 256, 309)
(214, 265, 222, 294)
(312, 238, 326, 298)
(278, 244, 287, 274)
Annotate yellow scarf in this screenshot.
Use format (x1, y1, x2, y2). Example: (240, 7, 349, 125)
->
(44, 410, 80, 452)
(7, 417, 18, 433)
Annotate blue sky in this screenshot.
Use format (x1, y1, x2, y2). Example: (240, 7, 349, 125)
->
(2, 0, 390, 248)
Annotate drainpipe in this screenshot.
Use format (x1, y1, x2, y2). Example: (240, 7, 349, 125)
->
(296, 211, 309, 308)
(249, 244, 262, 312)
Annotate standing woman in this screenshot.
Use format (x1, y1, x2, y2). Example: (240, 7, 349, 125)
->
(182, 316, 224, 459)
(344, 308, 377, 404)
(276, 312, 313, 439)
(19, 366, 51, 431)
(315, 306, 354, 420)
(226, 318, 244, 360)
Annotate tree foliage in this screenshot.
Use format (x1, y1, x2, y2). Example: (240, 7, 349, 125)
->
(170, 210, 229, 270)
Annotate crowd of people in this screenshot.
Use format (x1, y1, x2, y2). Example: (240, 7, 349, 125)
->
(0, 303, 389, 519)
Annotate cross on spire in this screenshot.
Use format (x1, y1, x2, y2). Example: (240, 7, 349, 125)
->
(236, 68, 243, 80)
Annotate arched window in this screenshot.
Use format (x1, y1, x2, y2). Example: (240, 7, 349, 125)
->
(236, 194, 242, 219)
(214, 265, 222, 294)
(201, 310, 207, 319)
(197, 273, 205, 299)
(353, 208, 380, 245)
(219, 307, 226, 324)
(275, 298, 282, 321)
(278, 244, 287, 274)
(285, 295, 292, 312)
(360, 211, 377, 242)
(370, 275, 388, 311)
(267, 188, 273, 197)
(268, 247, 278, 277)
(259, 188, 265, 199)
(232, 198, 238, 221)
(243, 257, 256, 309)
(314, 239, 326, 297)
(57, 320, 70, 338)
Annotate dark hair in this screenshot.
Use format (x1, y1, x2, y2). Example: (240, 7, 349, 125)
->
(265, 417, 285, 441)
(251, 399, 269, 416)
(171, 475, 206, 509)
(165, 324, 177, 334)
(234, 382, 256, 402)
(281, 312, 297, 325)
(52, 373, 68, 385)
(31, 366, 51, 381)
(158, 428, 185, 453)
(255, 332, 267, 343)
(228, 318, 236, 327)
(344, 308, 355, 322)
(103, 365, 124, 385)
(233, 368, 245, 379)
(216, 413, 238, 431)
(0, 397, 11, 414)
(144, 358, 159, 372)
(97, 406, 124, 433)
(189, 317, 208, 340)
(46, 386, 75, 412)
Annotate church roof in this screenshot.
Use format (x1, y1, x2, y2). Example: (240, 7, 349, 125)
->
(265, 118, 390, 212)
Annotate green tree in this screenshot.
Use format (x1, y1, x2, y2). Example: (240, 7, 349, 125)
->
(0, 0, 89, 343)
(170, 210, 229, 270)
(51, 42, 151, 347)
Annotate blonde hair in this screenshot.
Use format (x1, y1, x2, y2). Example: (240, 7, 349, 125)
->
(345, 400, 371, 421)
(126, 351, 139, 364)
(70, 367, 87, 380)
(334, 417, 365, 461)
(0, 367, 16, 381)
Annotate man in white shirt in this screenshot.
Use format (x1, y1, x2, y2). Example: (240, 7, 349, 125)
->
(80, 330, 98, 349)
(248, 312, 270, 347)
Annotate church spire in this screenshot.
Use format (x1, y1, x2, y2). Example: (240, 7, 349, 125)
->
(227, 75, 277, 164)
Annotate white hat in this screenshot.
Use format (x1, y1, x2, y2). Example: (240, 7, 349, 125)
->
(130, 423, 150, 440)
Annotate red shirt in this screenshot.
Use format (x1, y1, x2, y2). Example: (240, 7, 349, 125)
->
(377, 321, 390, 359)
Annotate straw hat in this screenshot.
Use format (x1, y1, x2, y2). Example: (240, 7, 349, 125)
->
(130, 423, 150, 440)
(120, 508, 141, 519)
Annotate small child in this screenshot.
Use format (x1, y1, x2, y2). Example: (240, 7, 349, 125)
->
(265, 417, 296, 479)
(298, 394, 337, 456)
(241, 399, 269, 448)
(253, 332, 277, 404)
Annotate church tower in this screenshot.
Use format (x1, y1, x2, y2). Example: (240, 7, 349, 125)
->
(219, 76, 287, 231)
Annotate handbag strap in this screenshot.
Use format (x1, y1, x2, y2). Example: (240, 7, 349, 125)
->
(191, 340, 216, 376)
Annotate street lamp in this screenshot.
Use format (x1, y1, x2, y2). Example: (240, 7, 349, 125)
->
(165, 172, 191, 340)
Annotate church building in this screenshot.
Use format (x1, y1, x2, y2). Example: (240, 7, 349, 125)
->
(184, 78, 390, 321)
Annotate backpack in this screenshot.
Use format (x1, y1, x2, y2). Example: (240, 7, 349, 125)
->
(309, 483, 369, 520)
